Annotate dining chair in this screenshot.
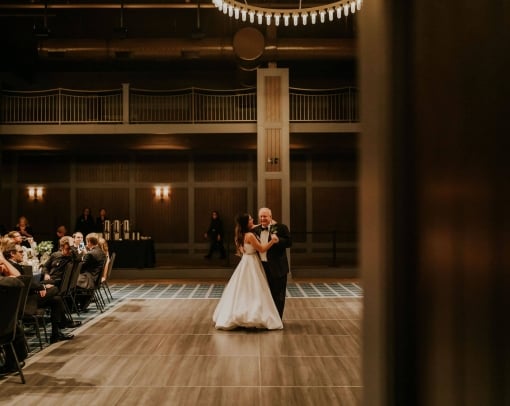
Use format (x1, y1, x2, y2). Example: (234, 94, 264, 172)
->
(0, 277, 26, 384)
(101, 252, 115, 302)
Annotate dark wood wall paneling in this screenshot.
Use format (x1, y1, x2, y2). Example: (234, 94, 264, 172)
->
(1, 150, 358, 258)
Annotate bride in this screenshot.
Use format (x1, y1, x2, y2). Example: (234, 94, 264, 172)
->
(212, 213, 283, 330)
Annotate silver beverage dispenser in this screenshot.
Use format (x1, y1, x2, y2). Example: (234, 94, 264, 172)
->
(122, 219, 130, 240)
(103, 220, 111, 241)
(112, 220, 121, 241)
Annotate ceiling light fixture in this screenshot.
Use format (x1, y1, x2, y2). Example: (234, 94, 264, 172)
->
(211, 0, 362, 26)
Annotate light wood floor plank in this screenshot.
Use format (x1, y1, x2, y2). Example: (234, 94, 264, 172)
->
(0, 296, 362, 405)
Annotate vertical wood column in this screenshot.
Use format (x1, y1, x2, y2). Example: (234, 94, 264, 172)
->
(256, 68, 290, 227)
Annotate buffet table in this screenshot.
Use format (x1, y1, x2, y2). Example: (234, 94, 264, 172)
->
(108, 239, 156, 269)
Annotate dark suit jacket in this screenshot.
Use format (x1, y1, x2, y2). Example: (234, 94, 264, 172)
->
(80, 246, 106, 288)
(253, 223, 292, 278)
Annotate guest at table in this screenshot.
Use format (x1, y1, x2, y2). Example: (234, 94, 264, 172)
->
(3, 242, 74, 343)
(71, 231, 86, 261)
(76, 233, 106, 310)
(41, 237, 75, 288)
(98, 237, 110, 283)
(14, 216, 34, 248)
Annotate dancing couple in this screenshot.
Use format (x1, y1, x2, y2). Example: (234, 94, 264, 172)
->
(213, 207, 291, 330)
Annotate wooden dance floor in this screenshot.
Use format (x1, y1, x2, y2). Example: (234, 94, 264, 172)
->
(0, 284, 362, 405)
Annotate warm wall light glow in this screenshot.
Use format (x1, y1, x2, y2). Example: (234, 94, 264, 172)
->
(27, 186, 44, 201)
(154, 185, 170, 201)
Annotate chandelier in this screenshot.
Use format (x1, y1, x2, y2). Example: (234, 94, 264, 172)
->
(211, 0, 362, 27)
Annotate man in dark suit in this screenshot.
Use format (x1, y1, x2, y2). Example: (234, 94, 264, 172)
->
(3, 243, 74, 344)
(253, 207, 292, 319)
(76, 233, 106, 310)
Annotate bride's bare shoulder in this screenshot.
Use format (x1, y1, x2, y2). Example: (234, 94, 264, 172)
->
(244, 232, 256, 244)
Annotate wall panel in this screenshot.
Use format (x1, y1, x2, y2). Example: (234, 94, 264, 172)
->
(312, 154, 357, 181)
(134, 155, 188, 182)
(312, 186, 357, 243)
(17, 155, 71, 183)
(290, 155, 307, 182)
(75, 157, 130, 183)
(135, 187, 188, 243)
(195, 155, 252, 182)
(290, 186, 306, 242)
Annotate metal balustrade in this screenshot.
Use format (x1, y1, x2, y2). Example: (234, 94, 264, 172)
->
(0, 86, 358, 124)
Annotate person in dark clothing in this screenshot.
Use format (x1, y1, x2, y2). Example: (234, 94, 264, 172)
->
(204, 210, 227, 259)
(74, 207, 95, 236)
(41, 237, 75, 288)
(3, 243, 74, 344)
(76, 233, 106, 310)
(51, 225, 67, 253)
(95, 208, 109, 233)
(14, 216, 34, 248)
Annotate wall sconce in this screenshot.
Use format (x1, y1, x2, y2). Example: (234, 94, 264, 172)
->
(27, 186, 44, 202)
(154, 185, 170, 201)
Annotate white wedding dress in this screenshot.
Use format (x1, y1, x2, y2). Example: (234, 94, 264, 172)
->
(213, 243, 283, 330)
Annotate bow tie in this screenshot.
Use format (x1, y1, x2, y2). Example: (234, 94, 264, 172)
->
(261, 226, 268, 230)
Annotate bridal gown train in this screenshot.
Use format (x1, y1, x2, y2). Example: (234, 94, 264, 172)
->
(213, 243, 283, 330)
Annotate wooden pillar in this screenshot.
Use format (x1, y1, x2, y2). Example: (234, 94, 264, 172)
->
(256, 68, 290, 228)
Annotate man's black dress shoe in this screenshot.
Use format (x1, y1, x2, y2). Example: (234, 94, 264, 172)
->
(50, 332, 74, 344)
(63, 320, 82, 328)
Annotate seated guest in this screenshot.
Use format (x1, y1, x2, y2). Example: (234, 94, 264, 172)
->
(14, 216, 34, 248)
(41, 237, 75, 288)
(71, 232, 86, 261)
(98, 237, 110, 283)
(76, 233, 106, 309)
(3, 243, 74, 343)
(51, 225, 67, 253)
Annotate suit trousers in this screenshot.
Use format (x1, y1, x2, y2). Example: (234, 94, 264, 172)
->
(261, 262, 288, 318)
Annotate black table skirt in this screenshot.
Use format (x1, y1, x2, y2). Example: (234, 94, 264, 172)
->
(108, 240, 156, 269)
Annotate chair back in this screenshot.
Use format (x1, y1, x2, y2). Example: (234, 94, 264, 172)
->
(106, 252, 116, 279)
(66, 261, 83, 295)
(58, 260, 76, 296)
(0, 278, 24, 344)
(16, 275, 33, 318)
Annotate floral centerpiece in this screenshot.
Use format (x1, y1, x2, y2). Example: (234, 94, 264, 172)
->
(36, 240, 54, 263)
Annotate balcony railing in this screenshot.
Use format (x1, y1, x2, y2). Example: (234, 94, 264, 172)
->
(0, 86, 358, 124)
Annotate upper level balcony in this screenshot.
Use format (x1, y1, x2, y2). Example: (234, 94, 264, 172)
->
(0, 85, 360, 136)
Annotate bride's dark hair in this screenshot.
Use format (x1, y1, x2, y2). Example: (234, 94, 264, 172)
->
(234, 213, 251, 252)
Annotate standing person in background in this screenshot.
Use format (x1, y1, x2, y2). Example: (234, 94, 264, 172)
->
(95, 208, 109, 233)
(204, 210, 227, 260)
(51, 225, 67, 253)
(75, 207, 95, 237)
(14, 216, 34, 248)
(252, 207, 292, 319)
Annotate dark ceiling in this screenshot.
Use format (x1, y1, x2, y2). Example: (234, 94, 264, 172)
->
(0, 1, 359, 154)
(0, 0, 358, 88)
